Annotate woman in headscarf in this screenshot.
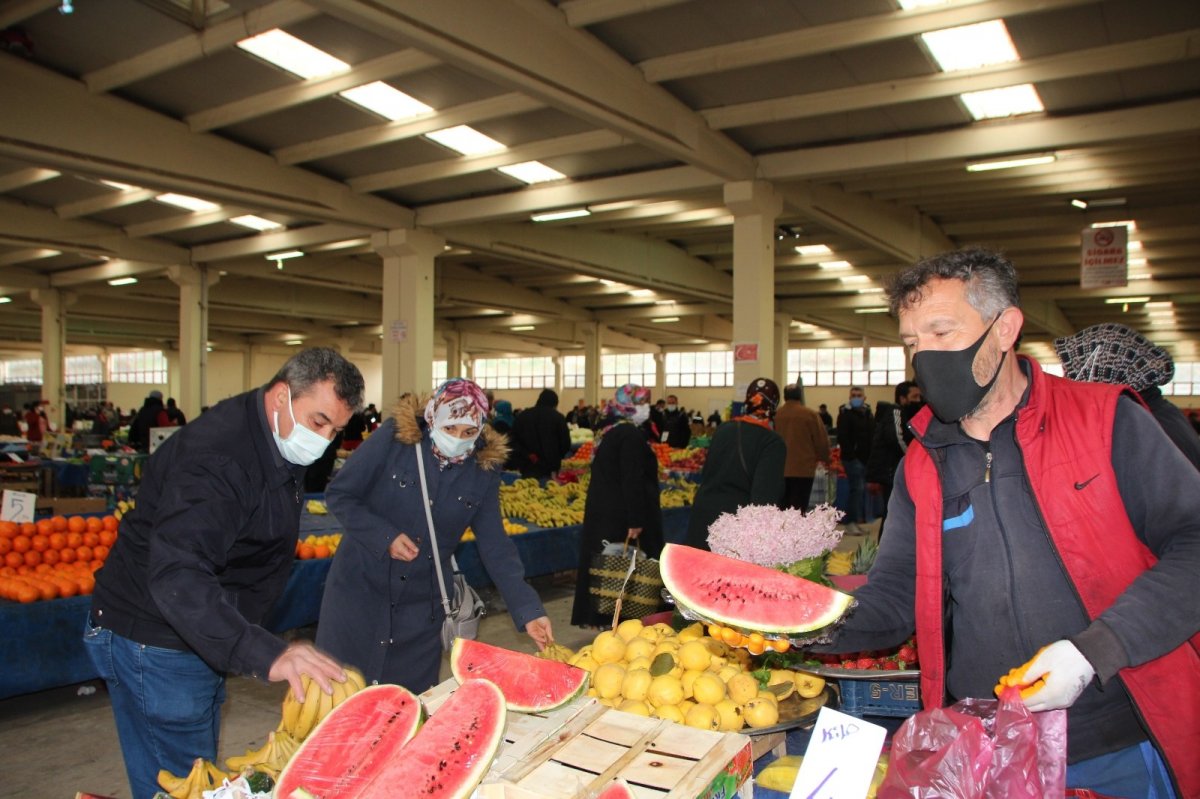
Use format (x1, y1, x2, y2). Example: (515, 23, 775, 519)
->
(571, 384, 665, 628)
(317, 378, 552, 692)
(684, 377, 787, 550)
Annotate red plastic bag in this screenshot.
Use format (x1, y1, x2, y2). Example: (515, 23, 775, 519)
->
(877, 686, 1067, 799)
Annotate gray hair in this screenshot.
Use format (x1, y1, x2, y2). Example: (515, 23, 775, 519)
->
(886, 247, 1020, 320)
(267, 347, 365, 412)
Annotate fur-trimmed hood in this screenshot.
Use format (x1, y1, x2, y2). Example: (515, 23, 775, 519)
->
(391, 393, 509, 471)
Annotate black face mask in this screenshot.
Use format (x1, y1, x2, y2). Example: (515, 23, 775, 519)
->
(911, 316, 1004, 424)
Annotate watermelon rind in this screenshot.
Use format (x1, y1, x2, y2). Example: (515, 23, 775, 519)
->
(450, 638, 589, 712)
(595, 778, 636, 798)
(659, 543, 854, 634)
(355, 678, 507, 799)
(274, 684, 424, 799)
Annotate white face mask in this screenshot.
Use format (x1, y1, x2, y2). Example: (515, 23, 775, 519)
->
(631, 405, 651, 425)
(431, 426, 477, 459)
(272, 385, 332, 466)
(665, 404, 678, 412)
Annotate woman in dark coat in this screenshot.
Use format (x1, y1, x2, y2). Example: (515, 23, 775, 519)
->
(317, 379, 552, 692)
(571, 383, 664, 628)
(685, 378, 786, 550)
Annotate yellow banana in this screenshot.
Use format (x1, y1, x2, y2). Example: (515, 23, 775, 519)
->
(343, 666, 366, 693)
(293, 676, 322, 740)
(315, 680, 335, 725)
(279, 689, 301, 735)
(157, 768, 185, 793)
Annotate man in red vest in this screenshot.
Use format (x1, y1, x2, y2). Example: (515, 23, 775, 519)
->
(813, 248, 1198, 798)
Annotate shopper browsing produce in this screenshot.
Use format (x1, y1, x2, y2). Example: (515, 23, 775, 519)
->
(317, 378, 552, 693)
(85, 347, 364, 799)
(811, 248, 1200, 798)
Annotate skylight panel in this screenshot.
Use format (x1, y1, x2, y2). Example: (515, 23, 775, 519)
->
(339, 82, 432, 121)
(921, 20, 1019, 72)
(425, 126, 506, 156)
(794, 244, 832, 256)
(497, 161, 567, 184)
(960, 83, 1044, 119)
(236, 29, 349, 80)
(156, 193, 220, 212)
(229, 215, 284, 231)
(896, 0, 949, 8)
(531, 209, 590, 222)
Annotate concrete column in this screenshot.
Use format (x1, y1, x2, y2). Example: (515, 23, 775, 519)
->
(243, 344, 256, 391)
(582, 322, 601, 406)
(30, 288, 68, 431)
(775, 313, 792, 386)
(374, 228, 444, 404)
(553, 354, 564, 396)
(724, 180, 781, 395)
(168, 264, 219, 419)
(443, 330, 463, 379)
(654, 351, 667, 396)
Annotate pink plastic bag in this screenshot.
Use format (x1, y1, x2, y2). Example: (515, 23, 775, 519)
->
(877, 686, 1067, 799)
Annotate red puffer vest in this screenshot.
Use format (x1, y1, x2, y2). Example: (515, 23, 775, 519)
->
(905, 356, 1200, 798)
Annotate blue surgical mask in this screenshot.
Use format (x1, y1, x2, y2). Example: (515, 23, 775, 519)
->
(431, 426, 477, 460)
(272, 385, 333, 466)
(849, 397, 864, 409)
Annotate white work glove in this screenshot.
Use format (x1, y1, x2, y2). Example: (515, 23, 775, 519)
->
(1014, 640, 1096, 712)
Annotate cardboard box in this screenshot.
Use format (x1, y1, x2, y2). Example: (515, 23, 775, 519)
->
(49, 497, 109, 516)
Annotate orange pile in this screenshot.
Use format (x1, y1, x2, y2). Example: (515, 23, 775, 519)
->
(0, 514, 118, 602)
(706, 623, 792, 656)
(295, 541, 332, 559)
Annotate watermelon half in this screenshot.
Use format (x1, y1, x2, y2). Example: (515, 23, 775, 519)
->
(450, 638, 589, 712)
(275, 684, 424, 799)
(660, 543, 854, 634)
(595, 778, 636, 798)
(356, 678, 507, 799)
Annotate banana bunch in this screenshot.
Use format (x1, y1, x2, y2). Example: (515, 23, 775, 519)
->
(225, 729, 301, 777)
(499, 481, 586, 528)
(825, 550, 854, 576)
(156, 758, 230, 799)
(113, 499, 135, 521)
(279, 668, 366, 741)
(536, 642, 576, 663)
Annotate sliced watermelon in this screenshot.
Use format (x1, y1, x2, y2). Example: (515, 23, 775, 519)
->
(450, 638, 589, 712)
(595, 778, 636, 798)
(356, 678, 506, 799)
(660, 543, 854, 634)
(275, 684, 424, 799)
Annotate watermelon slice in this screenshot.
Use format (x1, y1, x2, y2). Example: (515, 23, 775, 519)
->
(450, 638, 589, 712)
(275, 684, 424, 799)
(660, 543, 854, 634)
(595, 778, 636, 798)
(356, 678, 506, 799)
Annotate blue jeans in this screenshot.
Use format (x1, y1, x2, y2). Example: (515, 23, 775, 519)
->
(83, 618, 226, 799)
(1067, 741, 1176, 798)
(844, 458, 867, 524)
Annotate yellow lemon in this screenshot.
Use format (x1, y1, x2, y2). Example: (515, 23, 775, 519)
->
(678, 640, 712, 672)
(570, 654, 599, 672)
(615, 618, 644, 642)
(680, 668, 705, 699)
(706, 655, 728, 672)
(692, 672, 727, 705)
(591, 632, 627, 664)
(593, 663, 626, 700)
(626, 656, 652, 673)
(714, 699, 744, 731)
(621, 669, 653, 702)
(703, 637, 729, 657)
(636, 626, 661, 642)
(768, 669, 796, 701)
(727, 672, 760, 705)
(794, 672, 826, 699)
(684, 703, 720, 731)
(757, 689, 780, 705)
(717, 665, 742, 684)
(623, 637, 656, 663)
(743, 698, 781, 729)
(647, 674, 685, 708)
(677, 622, 705, 643)
(652, 640, 679, 657)
(618, 699, 652, 717)
(678, 699, 696, 716)
(652, 704, 685, 724)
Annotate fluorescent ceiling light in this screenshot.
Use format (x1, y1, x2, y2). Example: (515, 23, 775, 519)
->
(497, 161, 567, 184)
(236, 29, 348, 79)
(425, 125, 505, 156)
(1127, 240, 1143, 251)
(510, 325, 535, 332)
(156, 193, 220, 212)
(854, 307, 890, 314)
(654, 300, 676, 306)
(795, 244, 832, 257)
(598, 279, 620, 286)
(1146, 310, 1175, 318)
(818, 260, 852, 271)
(339, 82, 431, 121)
(531, 208, 590, 222)
(1070, 199, 1089, 210)
(897, 0, 950, 8)
(629, 289, 656, 297)
(1104, 296, 1150, 304)
(858, 287, 885, 294)
(0, 296, 12, 304)
(587, 200, 643, 213)
(838, 274, 871, 285)
(265, 250, 304, 261)
(101, 179, 137, 191)
(1146, 301, 1172, 309)
(1092, 220, 1137, 231)
(107, 277, 138, 286)
(921, 20, 1019, 72)
(285, 339, 304, 346)
(651, 316, 680, 323)
(229, 215, 283, 231)
(966, 154, 1056, 172)
(960, 83, 1044, 120)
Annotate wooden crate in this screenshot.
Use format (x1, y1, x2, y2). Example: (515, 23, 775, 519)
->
(420, 680, 753, 799)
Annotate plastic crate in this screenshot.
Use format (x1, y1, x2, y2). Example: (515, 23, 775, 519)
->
(836, 676, 921, 718)
(87, 455, 142, 485)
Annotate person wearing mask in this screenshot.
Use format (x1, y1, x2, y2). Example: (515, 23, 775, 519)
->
(0, 404, 21, 437)
(866, 380, 923, 536)
(565, 399, 592, 430)
(164, 397, 187, 426)
(645, 399, 667, 443)
(85, 348, 364, 799)
(1055, 323, 1200, 472)
(128, 391, 170, 452)
(685, 379, 786, 550)
(316, 379, 552, 692)
(836, 386, 873, 534)
(774, 383, 831, 513)
(810, 249, 1199, 797)
(572, 384, 664, 628)
(510, 388, 571, 479)
(661, 394, 692, 449)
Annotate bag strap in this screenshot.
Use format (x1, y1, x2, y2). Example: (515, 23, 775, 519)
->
(414, 439, 454, 616)
(610, 538, 641, 629)
(736, 420, 749, 478)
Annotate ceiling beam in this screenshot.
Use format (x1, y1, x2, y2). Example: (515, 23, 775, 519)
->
(0, 248, 61, 266)
(638, 0, 1093, 83)
(308, 0, 755, 180)
(56, 187, 158, 220)
(558, 0, 692, 27)
(48, 258, 168, 287)
(438, 263, 592, 321)
(592, 302, 727, 321)
(0, 167, 59, 193)
(0, 198, 189, 264)
(124, 208, 245, 238)
(82, 0, 320, 93)
(0, 53, 412, 230)
(191, 224, 372, 262)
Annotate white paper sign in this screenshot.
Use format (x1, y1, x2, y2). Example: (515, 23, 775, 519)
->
(1080, 225, 1128, 289)
(790, 707, 886, 799)
(1, 489, 37, 523)
(389, 320, 408, 343)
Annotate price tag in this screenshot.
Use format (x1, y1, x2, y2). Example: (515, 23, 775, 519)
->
(1, 489, 37, 523)
(790, 706, 886, 799)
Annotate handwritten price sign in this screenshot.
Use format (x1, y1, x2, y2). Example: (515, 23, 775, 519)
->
(790, 707, 886, 799)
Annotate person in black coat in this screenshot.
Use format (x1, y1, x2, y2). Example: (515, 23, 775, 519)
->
(661, 394, 692, 449)
(835, 387, 874, 532)
(572, 383, 663, 628)
(128, 391, 169, 452)
(510, 388, 571, 479)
